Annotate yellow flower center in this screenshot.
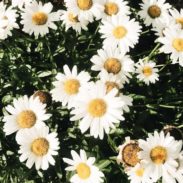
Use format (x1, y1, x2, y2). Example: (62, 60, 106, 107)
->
(64, 79, 80, 95)
(105, 81, 119, 94)
(17, 110, 37, 128)
(32, 12, 48, 25)
(68, 13, 79, 23)
(122, 143, 141, 167)
(113, 26, 127, 39)
(76, 163, 91, 179)
(104, 2, 119, 16)
(104, 58, 122, 74)
(172, 38, 183, 52)
(135, 168, 144, 177)
(142, 66, 153, 77)
(77, 0, 93, 10)
(150, 146, 167, 164)
(88, 99, 107, 117)
(176, 18, 183, 28)
(31, 138, 49, 156)
(148, 5, 161, 18)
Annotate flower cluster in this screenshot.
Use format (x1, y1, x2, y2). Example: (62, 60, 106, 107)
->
(1, 0, 183, 182)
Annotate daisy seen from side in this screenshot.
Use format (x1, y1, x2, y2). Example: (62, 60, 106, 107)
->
(0, 2, 19, 40)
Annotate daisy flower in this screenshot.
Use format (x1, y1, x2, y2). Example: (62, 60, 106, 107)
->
(90, 47, 135, 83)
(101, 0, 130, 20)
(63, 149, 104, 183)
(98, 69, 124, 92)
(11, 0, 32, 9)
(16, 125, 59, 170)
(135, 59, 159, 85)
(117, 137, 141, 168)
(174, 152, 183, 183)
(70, 81, 125, 139)
(99, 15, 141, 53)
(50, 65, 91, 109)
(3, 95, 51, 136)
(157, 26, 183, 66)
(138, 0, 171, 27)
(127, 163, 155, 183)
(60, 10, 89, 34)
(169, 8, 183, 29)
(138, 131, 183, 182)
(0, 2, 19, 40)
(21, 1, 61, 37)
(64, 0, 104, 22)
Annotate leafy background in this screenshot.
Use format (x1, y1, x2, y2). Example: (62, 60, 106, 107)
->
(0, 0, 183, 182)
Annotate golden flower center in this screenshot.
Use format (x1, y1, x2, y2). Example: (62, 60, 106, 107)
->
(88, 99, 107, 117)
(172, 38, 183, 52)
(113, 26, 127, 39)
(77, 0, 93, 10)
(176, 18, 183, 28)
(104, 2, 119, 16)
(142, 66, 153, 77)
(122, 143, 141, 167)
(76, 163, 91, 179)
(68, 13, 79, 23)
(64, 79, 80, 95)
(31, 138, 49, 156)
(32, 12, 48, 25)
(150, 146, 167, 164)
(135, 168, 144, 177)
(17, 110, 37, 128)
(105, 81, 119, 93)
(104, 58, 122, 74)
(148, 5, 161, 18)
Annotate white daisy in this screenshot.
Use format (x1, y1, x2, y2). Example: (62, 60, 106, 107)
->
(70, 81, 125, 139)
(3, 95, 51, 136)
(63, 149, 104, 183)
(91, 47, 135, 83)
(135, 59, 159, 85)
(0, 2, 19, 40)
(64, 0, 104, 22)
(50, 65, 91, 109)
(169, 8, 183, 29)
(117, 137, 141, 167)
(60, 10, 89, 34)
(16, 125, 59, 170)
(157, 26, 183, 66)
(127, 163, 155, 183)
(138, 0, 171, 27)
(152, 15, 173, 37)
(138, 131, 183, 182)
(11, 0, 32, 9)
(174, 152, 183, 183)
(101, 0, 130, 20)
(99, 15, 141, 53)
(98, 69, 124, 91)
(21, 1, 61, 37)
